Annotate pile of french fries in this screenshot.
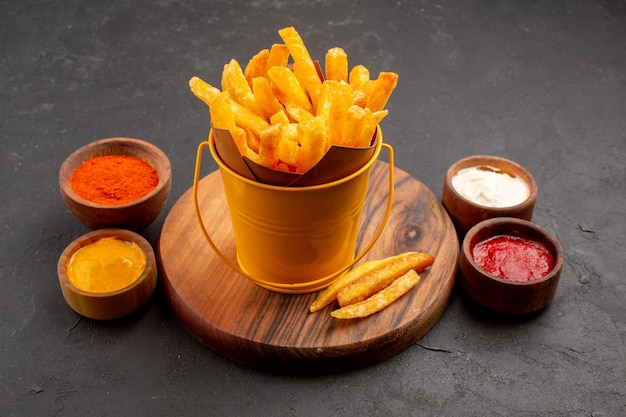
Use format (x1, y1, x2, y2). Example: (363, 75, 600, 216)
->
(189, 26, 399, 174)
(310, 252, 434, 319)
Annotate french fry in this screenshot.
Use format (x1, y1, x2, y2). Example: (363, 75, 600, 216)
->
(331, 270, 421, 319)
(245, 128, 261, 154)
(274, 162, 291, 172)
(340, 105, 366, 148)
(336, 252, 434, 307)
(325, 47, 348, 82)
(222, 59, 262, 116)
(267, 66, 314, 113)
(309, 258, 388, 313)
(372, 109, 389, 124)
(230, 126, 258, 161)
(284, 103, 314, 123)
(270, 83, 314, 123)
(208, 92, 236, 130)
(226, 96, 270, 138)
(244, 49, 269, 86)
(316, 80, 353, 147)
(265, 43, 290, 72)
(349, 65, 370, 90)
(283, 122, 299, 141)
(354, 108, 378, 148)
(252, 76, 283, 119)
(278, 26, 323, 107)
(296, 116, 327, 173)
(269, 108, 291, 126)
(289, 60, 304, 83)
(328, 81, 353, 147)
(365, 72, 399, 112)
(205, 91, 255, 158)
(189, 76, 221, 106)
(315, 81, 333, 130)
(290, 61, 314, 107)
(276, 131, 299, 168)
(352, 80, 374, 108)
(342, 106, 377, 148)
(258, 124, 283, 168)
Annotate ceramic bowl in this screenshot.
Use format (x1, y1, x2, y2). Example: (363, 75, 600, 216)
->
(442, 155, 537, 237)
(57, 228, 158, 320)
(459, 217, 563, 315)
(59, 137, 171, 231)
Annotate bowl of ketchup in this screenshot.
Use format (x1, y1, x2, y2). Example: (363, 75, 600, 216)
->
(459, 217, 563, 315)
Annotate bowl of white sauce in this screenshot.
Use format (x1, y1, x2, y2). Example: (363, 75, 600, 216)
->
(442, 155, 537, 236)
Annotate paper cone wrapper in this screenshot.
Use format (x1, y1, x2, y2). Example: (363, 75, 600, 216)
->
(211, 127, 378, 187)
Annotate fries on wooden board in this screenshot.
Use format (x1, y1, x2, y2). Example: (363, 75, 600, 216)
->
(309, 252, 434, 319)
(331, 270, 421, 319)
(189, 26, 398, 174)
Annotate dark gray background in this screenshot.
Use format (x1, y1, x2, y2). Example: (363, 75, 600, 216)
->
(1, 0, 624, 415)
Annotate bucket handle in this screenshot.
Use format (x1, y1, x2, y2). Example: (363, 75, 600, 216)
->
(192, 141, 395, 291)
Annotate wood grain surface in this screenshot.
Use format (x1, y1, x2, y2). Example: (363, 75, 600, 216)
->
(157, 162, 459, 374)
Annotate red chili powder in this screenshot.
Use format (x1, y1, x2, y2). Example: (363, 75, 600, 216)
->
(70, 155, 159, 205)
(472, 235, 555, 282)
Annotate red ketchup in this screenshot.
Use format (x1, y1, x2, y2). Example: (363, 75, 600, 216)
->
(472, 235, 555, 282)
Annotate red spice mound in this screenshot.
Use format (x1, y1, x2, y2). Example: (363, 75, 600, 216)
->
(472, 234, 555, 282)
(70, 155, 159, 205)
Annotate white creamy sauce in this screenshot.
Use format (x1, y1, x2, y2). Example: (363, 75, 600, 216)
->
(451, 165, 530, 208)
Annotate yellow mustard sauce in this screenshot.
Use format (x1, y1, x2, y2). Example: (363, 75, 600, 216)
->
(67, 237, 146, 293)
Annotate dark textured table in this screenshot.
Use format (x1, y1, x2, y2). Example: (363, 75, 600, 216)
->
(2, 1, 625, 416)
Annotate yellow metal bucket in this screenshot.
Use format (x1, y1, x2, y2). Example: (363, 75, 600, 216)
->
(193, 128, 394, 294)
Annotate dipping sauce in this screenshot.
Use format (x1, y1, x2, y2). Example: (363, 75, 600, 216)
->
(472, 234, 555, 282)
(66, 237, 146, 293)
(452, 165, 530, 208)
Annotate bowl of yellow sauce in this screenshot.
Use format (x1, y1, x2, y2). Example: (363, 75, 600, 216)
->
(57, 229, 157, 320)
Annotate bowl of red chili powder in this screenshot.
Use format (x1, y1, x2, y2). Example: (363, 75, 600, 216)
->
(459, 217, 563, 315)
(59, 137, 171, 231)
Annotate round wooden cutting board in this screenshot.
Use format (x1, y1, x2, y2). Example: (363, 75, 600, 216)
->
(157, 162, 459, 374)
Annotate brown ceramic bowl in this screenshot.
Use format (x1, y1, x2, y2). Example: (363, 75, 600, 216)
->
(442, 155, 537, 237)
(57, 228, 158, 320)
(459, 217, 563, 315)
(59, 137, 171, 231)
